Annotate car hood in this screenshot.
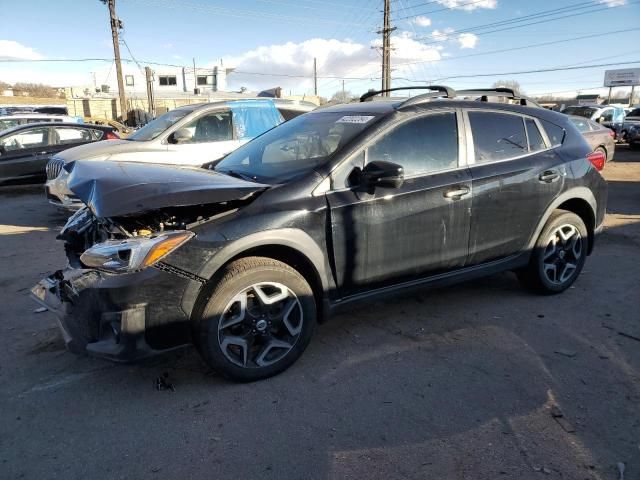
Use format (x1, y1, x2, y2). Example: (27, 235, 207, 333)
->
(65, 160, 268, 218)
(54, 139, 163, 162)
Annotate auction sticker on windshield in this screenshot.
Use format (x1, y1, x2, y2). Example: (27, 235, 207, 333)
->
(336, 115, 375, 124)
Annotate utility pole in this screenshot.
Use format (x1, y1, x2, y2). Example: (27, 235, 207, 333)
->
(342, 79, 345, 98)
(145, 66, 155, 118)
(193, 57, 198, 94)
(104, 0, 127, 121)
(379, 0, 395, 96)
(313, 58, 318, 96)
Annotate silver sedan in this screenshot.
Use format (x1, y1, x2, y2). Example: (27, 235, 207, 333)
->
(568, 115, 615, 162)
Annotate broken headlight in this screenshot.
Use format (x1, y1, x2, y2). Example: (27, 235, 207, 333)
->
(80, 231, 194, 273)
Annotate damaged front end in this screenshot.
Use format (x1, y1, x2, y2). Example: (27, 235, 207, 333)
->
(32, 160, 267, 361)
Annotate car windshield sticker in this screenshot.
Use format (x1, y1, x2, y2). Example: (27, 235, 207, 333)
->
(336, 115, 375, 124)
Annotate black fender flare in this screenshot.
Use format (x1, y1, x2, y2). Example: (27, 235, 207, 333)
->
(180, 228, 332, 320)
(526, 187, 598, 252)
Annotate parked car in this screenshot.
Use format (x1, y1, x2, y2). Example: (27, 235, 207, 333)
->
(0, 106, 35, 116)
(45, 98, 316, 209)
(0, 114, 81, 132)
(568, 115, 615, 162)
(561, 104, 626, 139)
(619, 107, 640, 148)
(0, 123, 118, 185)
(33, 106, 69, 115)
(32, 86, 606, 382)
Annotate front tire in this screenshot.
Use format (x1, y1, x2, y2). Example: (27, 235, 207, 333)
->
(517, 210, 588, 294)
(195, 257, 317, 382)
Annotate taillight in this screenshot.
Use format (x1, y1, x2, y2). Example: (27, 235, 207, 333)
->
(104, 131, 120, 140)
(587, 151, 606, 171)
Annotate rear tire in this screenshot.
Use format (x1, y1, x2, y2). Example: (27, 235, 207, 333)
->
(517, 210, 588, 294)
(194, 257, 317, 382)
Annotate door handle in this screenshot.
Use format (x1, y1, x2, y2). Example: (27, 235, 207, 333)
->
(444, 186, 470, 199)
(539, 170, 560, 183)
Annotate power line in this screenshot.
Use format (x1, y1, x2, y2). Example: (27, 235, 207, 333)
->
(411, 1, 637, 45)
(427, 61, 640, 83)
(394, 27, 640, 67)
(128, 0, 371, 28)
(394, 0, 497, 20)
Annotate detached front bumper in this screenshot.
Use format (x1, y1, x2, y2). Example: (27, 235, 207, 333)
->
(31, 265, 197, 362)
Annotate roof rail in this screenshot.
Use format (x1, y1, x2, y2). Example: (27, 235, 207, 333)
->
(455, 88, 541, 107)
(360, 85, 455, 102)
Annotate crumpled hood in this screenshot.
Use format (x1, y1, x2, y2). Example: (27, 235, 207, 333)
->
(54, 139, 164, 163)
(66, 160, 268, 218)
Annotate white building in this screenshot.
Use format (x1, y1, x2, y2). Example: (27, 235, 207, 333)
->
(75, 61, 233, 98)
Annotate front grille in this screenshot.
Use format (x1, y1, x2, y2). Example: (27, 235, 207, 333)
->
(46, 158, 65, 180)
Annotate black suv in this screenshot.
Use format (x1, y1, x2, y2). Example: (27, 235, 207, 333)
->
(32, 86, 607, 382)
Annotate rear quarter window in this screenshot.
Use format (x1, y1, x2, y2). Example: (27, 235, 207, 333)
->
(539, 119, 565, 147)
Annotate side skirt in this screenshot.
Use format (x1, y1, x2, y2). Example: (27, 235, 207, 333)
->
(328, 251, 530, 315)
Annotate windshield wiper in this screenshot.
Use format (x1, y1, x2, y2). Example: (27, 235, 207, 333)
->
(221, 169, 257, 182)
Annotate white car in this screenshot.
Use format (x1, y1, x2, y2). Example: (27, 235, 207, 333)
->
(45, 99, 316, 209)
(0, 114, 81, 132)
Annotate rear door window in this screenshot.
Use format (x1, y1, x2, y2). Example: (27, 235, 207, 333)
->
(52, 126, 93, 145)
(366, 112, 459, 176)
(468, 111, 527, 163)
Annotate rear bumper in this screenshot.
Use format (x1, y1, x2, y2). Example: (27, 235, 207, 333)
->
(31, 266, 196, 362)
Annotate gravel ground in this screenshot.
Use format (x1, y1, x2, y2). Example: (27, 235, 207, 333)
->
(0, 146, 638, 480)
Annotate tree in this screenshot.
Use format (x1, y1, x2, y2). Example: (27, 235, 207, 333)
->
(11, 82, 58, 98)
(330, 90, 356, 104)
(492, 80, 524, 95)
(0, 80, 10, 91)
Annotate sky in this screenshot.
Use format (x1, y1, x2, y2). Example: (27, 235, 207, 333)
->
(0, 0, 639, 99)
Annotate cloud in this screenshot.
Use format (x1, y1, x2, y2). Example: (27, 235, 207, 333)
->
(0, 40, 43, 60)
(435, 0, 497, 10)
(431, 28, 455, 42)
(171, 54, 183, 60)
(598, 0, 626, 5)
(457, 33, 478, 49)
(222, 36, 441, 93)
(409, 15, 432, 27)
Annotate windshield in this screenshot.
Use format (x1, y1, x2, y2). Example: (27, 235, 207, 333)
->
(126, 109, 192, 141)
(627, 108, 640, 118)
(215, 112, 380, 183)
(562, 106, 597, 119)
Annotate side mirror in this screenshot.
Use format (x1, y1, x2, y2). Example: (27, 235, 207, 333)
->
(170, 128, 193, 144)
(361, 160, 404, 189)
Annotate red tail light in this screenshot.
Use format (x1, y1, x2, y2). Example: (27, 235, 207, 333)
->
(587, 150, 606, 171)
(104, 131, 120, 140)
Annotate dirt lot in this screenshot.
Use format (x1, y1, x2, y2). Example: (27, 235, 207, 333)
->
(0, 147, 638, 480)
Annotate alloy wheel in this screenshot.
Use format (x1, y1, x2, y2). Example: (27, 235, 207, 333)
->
(542, 224, 583, 285)
(217, 282, 303, 368)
